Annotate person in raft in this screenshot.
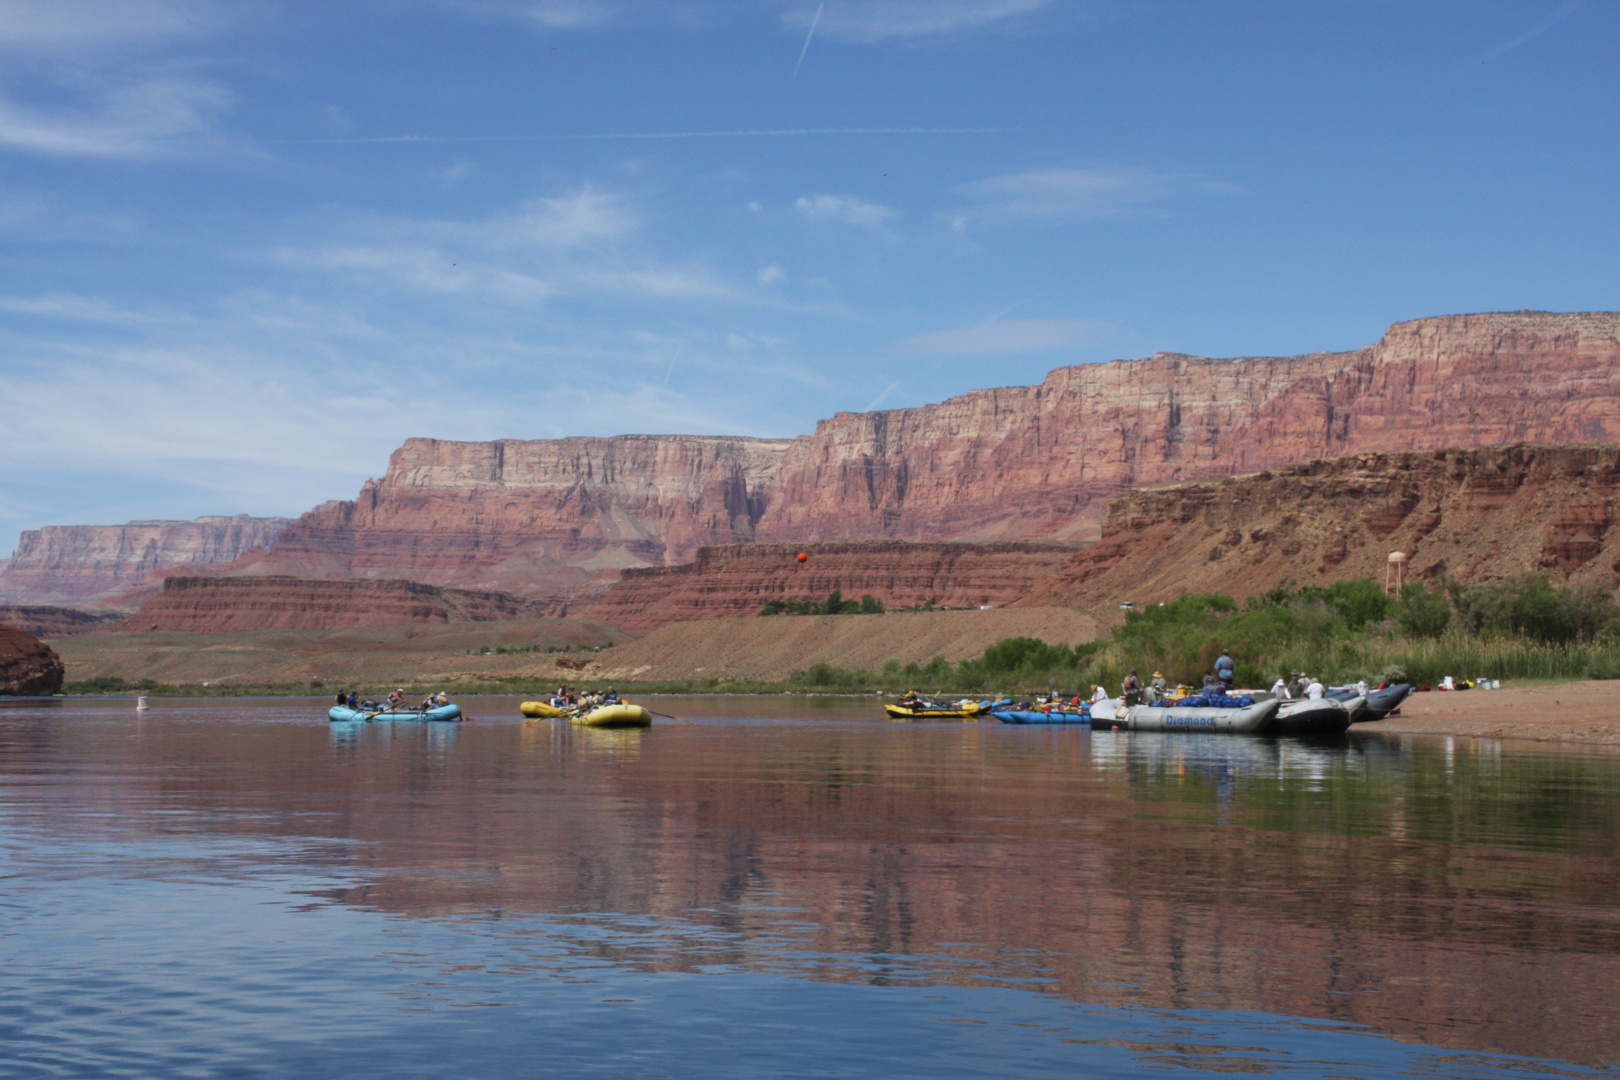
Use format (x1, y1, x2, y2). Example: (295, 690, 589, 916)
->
(1270, 676, 1291, 700)
(1305, 676, 1326, 700)
(387, 688, 405, 706)
(1214, 650, 1236, 688)
(1149, 671, 1169, 702)
(1090, 684, 1110, 704)
(1121, 669, 1143, 706)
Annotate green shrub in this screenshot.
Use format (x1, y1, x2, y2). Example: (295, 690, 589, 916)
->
(1325, 577, 1393, 630)
(1454, 574, 1619, 643)
(1396, 582, 1452, 638)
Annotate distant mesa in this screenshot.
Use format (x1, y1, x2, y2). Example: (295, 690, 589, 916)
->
(0, 516, 293, 607)
(0, 626, 64, 696)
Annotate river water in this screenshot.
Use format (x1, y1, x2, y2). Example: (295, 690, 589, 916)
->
(1, 695, 1616, 1078)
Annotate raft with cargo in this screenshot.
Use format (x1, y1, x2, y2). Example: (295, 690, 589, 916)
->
(329, 702, 463, 722)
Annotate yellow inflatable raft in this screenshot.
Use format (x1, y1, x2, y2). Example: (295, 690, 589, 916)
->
(520, 700, 567, 718)
(571, 703, 653, 728)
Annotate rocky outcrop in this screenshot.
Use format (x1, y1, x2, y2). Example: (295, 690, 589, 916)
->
(0, 605, 125, 637)
(577, 541, 1079, 630)
(0, 626, 64, 695)
(0, 516, 293, 605)
(200, 312, 1618, 597)
(1026, 443, 1620, 607)
(125, 576, 567, 634)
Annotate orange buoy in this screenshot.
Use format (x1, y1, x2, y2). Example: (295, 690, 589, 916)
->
(796, 552, 808, 563)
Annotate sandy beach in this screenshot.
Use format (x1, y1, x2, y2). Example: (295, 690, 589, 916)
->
(1369, 680, 1620, 746)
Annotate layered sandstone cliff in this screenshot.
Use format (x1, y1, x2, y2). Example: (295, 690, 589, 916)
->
(0, 626, 64, 695)
(1026, 443, 1620, 608)
(126, 576, 566, 634)
(0, 605, 125, 637)
(577, 541, 1080, 630)
(0, 516, 293, 605)
(207, 312, 1619, 597)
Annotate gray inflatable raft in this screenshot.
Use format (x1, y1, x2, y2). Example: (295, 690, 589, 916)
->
(1123, 698, 1280, 734)
(1271, 696, 1358, 735)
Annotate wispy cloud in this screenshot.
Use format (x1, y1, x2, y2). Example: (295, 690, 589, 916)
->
(945, 167, 1239, 229)
(897, 318, 1108, 355)
(780, 0, 1056, 43)
(0, 0, 219, 53)
(1473, 0, 1584, 65)
(477, 188, 637, 248)
(0, 293, 191, 325)
(795, 193, 896, 228)
(526, 0, 617, 28)
(0, 78, 230, 158)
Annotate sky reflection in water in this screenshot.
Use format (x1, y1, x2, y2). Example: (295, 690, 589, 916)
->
(0, 696, 1617, 1078)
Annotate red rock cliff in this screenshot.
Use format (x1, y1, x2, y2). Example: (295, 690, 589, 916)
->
(1027, 443, 1620, 608)
(228, 435, 790, 596)
(221, 312, 1620, 596)
(0, 516, 293, 605)
(754, 311, 1620, 544)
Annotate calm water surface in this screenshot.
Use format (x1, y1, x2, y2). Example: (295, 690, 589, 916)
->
(1, 695, 1617, 1078)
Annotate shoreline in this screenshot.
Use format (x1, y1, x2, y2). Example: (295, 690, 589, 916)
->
(19, 680, 1620, 747)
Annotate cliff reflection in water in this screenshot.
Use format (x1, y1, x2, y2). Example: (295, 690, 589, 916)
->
(10, 698, 1620, 1067)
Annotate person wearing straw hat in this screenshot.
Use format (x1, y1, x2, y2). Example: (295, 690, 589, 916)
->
(1149, 670, 1168, 702)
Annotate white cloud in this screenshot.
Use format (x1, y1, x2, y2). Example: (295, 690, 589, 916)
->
(0, 0, 219, 52)
(496, 188, 637, 247)
(757, 264, 785, 284)
(0, 78, 230, 158)
(780, 0, 1056, 42)
(897, 318, 1109, 355)
(0, 293, 190, 325)
(794, 193, 896, 228)
(947, 167, 1239, 228)
(527, 0, 616, 27)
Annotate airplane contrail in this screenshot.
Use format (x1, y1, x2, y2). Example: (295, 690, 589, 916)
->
(276, 127, 1000, 144)
(794, 2, 825, 78)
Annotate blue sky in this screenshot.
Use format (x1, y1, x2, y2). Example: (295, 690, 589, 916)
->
(0, 0, 1615, 552)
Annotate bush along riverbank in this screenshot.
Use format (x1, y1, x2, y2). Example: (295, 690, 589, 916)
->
(777, 575, 1620, 696)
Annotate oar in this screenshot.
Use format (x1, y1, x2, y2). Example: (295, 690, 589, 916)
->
(643, 708, 694, 725)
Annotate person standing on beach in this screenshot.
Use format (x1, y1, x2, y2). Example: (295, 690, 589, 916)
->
(1215, 650, 1236, 687)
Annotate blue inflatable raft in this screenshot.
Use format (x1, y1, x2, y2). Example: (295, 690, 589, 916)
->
(329, 703, 462, 722)
(992, 707, 1091, 724)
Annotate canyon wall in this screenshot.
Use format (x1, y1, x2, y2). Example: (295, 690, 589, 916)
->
(0, 516, 293, 606)
(126, 576, 566, 634)
(576, 541, 1079, 630)
(209, 312, 1620, 598)
(1025, 443, 1620, 608)
(221, 436, 791, 596)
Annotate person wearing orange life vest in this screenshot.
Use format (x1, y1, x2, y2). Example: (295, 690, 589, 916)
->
(1121, 669, 1143, 706)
